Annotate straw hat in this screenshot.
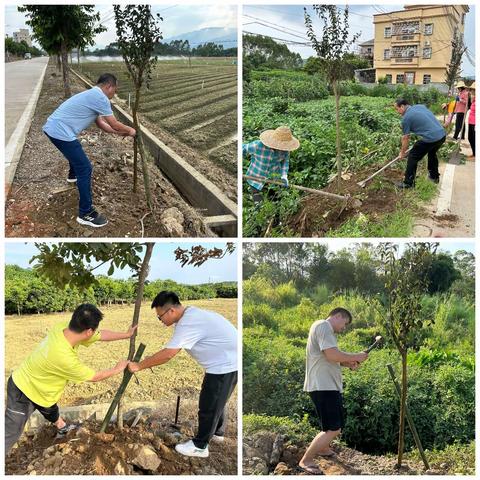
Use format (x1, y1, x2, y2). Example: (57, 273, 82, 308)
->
(469, 81, 476, 90)
(260, 126, 300, 152)
(456, 81, 466, 88)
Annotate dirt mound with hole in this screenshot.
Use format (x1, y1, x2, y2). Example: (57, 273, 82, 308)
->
(5, 61, 213, 238)
(287, 167, 406, 236)
(7, 415, 236, 475)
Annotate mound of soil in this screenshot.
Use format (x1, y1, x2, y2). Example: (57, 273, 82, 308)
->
(7, 415, 236, 475)
(5, 63, 214, 238)
(243, 432, 446, 476)
(287, 168, 407, 236)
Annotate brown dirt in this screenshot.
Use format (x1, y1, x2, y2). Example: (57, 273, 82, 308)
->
(6, 415, 237, 475)
(286, 167, 408, 236)
(5, 62, 214, 238)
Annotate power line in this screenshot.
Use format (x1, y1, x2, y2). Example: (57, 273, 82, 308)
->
(243, 30, 310, 47)
(243, 14, 307, 37)
(242, 20, 308, 41)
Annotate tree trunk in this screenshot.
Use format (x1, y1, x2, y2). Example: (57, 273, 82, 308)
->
(397, 351, 407, 467)
(60, 42, 71, 98)
(77, 48, 80, 65)
(100, 343, 146, 433)
(132, 85, 153, 209)
(115, 243, 154, 429)
(332, 81, 342, 191)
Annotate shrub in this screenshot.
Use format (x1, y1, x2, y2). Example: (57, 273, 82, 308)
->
(243, 302, 277, 330)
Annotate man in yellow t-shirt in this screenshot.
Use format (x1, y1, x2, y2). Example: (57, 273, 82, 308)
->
(5, 303, 135, 454)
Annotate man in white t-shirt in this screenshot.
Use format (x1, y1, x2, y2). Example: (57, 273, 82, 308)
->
(299, 307, 368, 475)
(128, 291, 237, 458)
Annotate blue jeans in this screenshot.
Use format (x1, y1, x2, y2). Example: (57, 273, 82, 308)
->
(45, 133, 93, 215)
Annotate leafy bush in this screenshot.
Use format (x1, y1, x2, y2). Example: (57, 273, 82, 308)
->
(244, 413, 317, 445)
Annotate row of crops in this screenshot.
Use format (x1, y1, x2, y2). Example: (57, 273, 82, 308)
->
(76, 58, 238, 176)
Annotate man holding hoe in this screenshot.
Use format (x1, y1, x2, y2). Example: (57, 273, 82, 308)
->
(43, 73, 136, 228)
(299, 308, 368, 475)
(5, 303, 135, 454)
(128, 291, 238, 458)
(393, 98, 446, 189)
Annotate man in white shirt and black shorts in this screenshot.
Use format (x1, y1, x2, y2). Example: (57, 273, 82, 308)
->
(299, 308, 368, 474)
(128, 291, 237, 458)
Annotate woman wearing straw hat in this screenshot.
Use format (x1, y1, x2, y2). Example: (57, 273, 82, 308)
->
(453, 81, 469, 140)
(467, 82, 475, 159)
(243, 126, 300, 205)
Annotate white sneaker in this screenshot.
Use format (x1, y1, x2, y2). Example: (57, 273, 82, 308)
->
(175, 440, 209, 458)
(211, 435, 225, 443)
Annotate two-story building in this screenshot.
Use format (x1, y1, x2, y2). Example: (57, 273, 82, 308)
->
(373, 5, 469, 85)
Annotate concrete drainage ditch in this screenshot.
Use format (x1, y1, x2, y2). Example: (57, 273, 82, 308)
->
(70, 68, 238, 237)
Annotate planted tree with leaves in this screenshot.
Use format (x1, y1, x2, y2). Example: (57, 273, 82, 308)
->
(378, 243, 437, 467)
(304, 5, 360, 190)
(19, 5, 105, 97)
(113, 5, 163, 208)
(31, 241, 235, 430)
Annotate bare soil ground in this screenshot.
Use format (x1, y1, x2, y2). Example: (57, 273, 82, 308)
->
(286, 166, 420, 236)
(5, 300, 238, 475)
(5, 62, 213, 238)
(244, 432, 454, 476)
(78, 61, 238, 201)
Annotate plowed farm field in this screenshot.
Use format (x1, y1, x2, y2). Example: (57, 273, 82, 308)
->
(76, 58, 237, 200)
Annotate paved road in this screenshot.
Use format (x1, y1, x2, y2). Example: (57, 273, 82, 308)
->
(5, 57, 49, 143)
(413, 138, 475, 237)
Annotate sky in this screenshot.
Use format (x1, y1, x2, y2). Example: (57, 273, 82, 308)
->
(243, 4, 475, 76)
(5, 4, 238, 49)
(5, 242, 238, 284)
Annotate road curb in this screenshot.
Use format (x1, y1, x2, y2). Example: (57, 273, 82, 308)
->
(5, 58, 49, 195)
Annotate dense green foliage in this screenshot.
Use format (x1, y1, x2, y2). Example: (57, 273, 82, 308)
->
(5, 265, 237, 315)
(243, 69, 451, 237)
(243, 244, 475, 454)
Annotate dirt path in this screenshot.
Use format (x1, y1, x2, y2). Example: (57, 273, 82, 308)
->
(5, 62, 213, 238)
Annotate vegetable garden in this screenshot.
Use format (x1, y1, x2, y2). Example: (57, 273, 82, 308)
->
(243, 70, 454, 237)
(77, 58, 238, 199)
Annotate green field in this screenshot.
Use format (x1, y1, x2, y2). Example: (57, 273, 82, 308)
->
(242, 69, 451, 237)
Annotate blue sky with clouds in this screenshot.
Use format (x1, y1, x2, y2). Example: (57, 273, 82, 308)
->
(5, 4, 237, 49)
(5, 242, 238, 284)
(243, 4, 475, 76)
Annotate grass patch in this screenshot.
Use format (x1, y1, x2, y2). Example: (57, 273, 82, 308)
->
(243, 413, 317, 445)
(405, 441, 475, 475)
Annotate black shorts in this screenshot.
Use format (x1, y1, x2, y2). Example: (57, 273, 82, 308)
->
(309, 390, 344, 431)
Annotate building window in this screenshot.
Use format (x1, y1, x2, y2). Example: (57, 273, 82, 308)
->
(462, 13, 465, 25)
(423, 47, 432, 59)
(424, 23, 433, 35)
(423, 74, 431, 84)
(393, 21, 420, 35)
(384, 27, 392, 38)
(385, 74, 392, 84)
(396, 74, 405, 84)
(392, 45, 418, 58)
(384, 49, 391, 60)
(366, 47, 372, 54)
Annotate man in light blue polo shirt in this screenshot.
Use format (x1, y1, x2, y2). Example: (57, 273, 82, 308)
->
(43, 73, 136, 227)
(393, 98, 446, 188)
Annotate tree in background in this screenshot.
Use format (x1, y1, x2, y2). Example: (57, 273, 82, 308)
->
(304, 5, 360, 190)
(304, 53, 370, 79)
(378, 243, 437, 468)
(113, 6, 163, 207)
(445, 32, 467, 94)
(243, 33, 303, 70)
(19, 5, 105, 97)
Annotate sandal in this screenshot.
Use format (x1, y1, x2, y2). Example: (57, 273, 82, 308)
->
(298, 464, 324, 475)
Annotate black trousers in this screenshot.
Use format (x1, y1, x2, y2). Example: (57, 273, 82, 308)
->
(5, 376, 60, 454)
(468, 124, 475, 156)
(192, 371, 237, 449)
(453, 112, 466, 140)
(404, 136, 446, 186)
